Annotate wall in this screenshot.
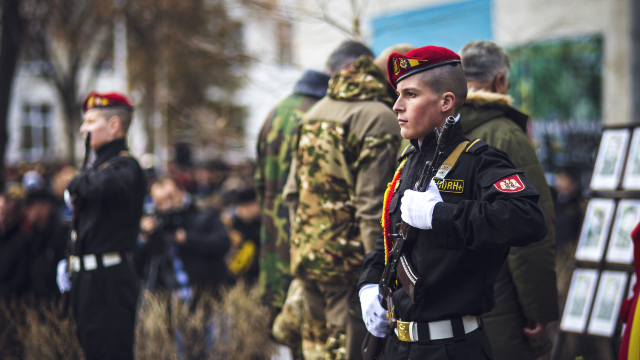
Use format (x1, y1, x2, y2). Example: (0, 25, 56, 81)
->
(289, 0, 633, 125)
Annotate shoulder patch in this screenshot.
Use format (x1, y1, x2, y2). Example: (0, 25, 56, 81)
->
(465, 139, 488, 154)
(397, 144, 416, 161)
(493, 174, 526, 193)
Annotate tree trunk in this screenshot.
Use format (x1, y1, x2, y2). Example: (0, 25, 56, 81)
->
(143, 84, 155, 153)
(0, 0, 23, 189)
(58, 79, 80, 166)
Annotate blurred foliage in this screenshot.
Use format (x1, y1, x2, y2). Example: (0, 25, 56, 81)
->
(125, 0, 249, 152)
(507, 35, 603, 122)
(19, 0, 249, 161)
(0, 282, 273, 360)
(21, 0, 118, 164)
(507, 36, 604, 180)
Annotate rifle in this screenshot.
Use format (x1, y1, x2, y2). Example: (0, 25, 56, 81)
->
(58, 132, 91, 317)
(378, 116, 456, 306)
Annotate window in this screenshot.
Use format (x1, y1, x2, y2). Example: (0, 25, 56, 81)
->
(21, 104, 52, 161)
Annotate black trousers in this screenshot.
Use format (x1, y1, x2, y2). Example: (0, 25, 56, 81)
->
(71, 262, 139, 360)
(384, 327, 493, 360)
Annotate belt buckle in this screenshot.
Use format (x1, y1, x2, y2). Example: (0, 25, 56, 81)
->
(83, 254, 97, 270)
(71, 256, 81, 272)
(395, 320, 416, 342)
(102, 252, 122, 267)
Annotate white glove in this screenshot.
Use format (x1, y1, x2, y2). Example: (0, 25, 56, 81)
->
(57, 259, 71, 293)
(64, 190, 74, 211)
(359, 284, 389, 337)
(400, 179, 443, 230)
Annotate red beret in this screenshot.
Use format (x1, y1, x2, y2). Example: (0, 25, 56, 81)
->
(387, 46, 461, 89)
(82, 91, 133, 113)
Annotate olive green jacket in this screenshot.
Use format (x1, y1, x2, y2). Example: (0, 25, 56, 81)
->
(459, 90, 559, 360)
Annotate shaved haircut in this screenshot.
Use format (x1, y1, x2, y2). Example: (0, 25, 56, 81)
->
(416, 63, 468, 113)
(100, 107, 133, 134)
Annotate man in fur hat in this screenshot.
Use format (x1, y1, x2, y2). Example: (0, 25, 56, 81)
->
(459, 40, 558, 360)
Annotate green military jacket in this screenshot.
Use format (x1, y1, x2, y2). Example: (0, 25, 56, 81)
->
(283, 56, 401, 283)
(459, 89, 559, 360)
(255, 71, 329, 310)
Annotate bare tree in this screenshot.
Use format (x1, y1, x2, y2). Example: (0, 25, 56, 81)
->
(0, 0, 24, 188)
(21, 0, 116, 164)
(126, 0, 248, 161)
(241, 0, 367, 39)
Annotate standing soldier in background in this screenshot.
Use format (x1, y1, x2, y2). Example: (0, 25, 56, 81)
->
(255, 67, 330, 357)
(284, 41, 402, 360)
(459, 41, 558, 360)
(58, 92, 146, 360)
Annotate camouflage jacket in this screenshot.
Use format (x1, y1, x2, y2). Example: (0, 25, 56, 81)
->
(283, 56, 401, 283)
(255, 70, 330, 309)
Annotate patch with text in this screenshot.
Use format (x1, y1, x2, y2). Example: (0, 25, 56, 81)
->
(436, 179, 464, 193)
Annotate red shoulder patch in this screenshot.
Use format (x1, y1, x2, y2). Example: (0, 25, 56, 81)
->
(493, 174, 525, 193)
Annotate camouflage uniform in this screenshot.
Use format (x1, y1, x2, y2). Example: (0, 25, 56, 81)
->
(284, 56, 401, 359)
(255, 70, 330, 355)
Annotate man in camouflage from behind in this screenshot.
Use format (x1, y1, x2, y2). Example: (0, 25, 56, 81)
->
(284, 41, 402, 360)
(255, 68, 331, 357)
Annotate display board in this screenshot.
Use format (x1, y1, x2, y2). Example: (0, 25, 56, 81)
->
(552, 123, 640, 360)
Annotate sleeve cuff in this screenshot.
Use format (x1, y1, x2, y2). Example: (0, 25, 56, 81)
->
(357, 251, 385, 291)
(431, 202, 456, 234)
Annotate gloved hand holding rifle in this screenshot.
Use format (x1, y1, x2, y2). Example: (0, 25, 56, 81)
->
(57, 132, 91, 314)
(360, 117, 455, 359)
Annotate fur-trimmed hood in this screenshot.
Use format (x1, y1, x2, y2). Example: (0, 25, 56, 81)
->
(460, 89, 528, 133)
(465, 89, 513, 108)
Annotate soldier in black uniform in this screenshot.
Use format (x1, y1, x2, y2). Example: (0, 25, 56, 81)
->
(62, 91, 146, 360)
(357, 46, 548, 359)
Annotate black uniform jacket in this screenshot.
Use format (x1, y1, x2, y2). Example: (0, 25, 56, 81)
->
(28, 211, 68, 300)
(0, 224, 31, 299)
(358, 122, 548, 323)
(67, 138, 146, 255)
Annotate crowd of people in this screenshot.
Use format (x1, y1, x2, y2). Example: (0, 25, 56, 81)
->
(0, 39, 596, 360)
(0, 157, 262, 299)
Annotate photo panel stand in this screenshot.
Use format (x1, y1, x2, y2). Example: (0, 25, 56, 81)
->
(551, 122, 640, 360)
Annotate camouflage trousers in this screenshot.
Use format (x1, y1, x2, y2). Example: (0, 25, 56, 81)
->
(272, 278, 305, 359)
(301, 280, 367, 360)
(271, 277, 332, 360)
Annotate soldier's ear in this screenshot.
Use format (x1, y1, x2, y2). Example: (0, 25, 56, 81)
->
(441, 92, 455, 113)
(108, 116, 123, 136)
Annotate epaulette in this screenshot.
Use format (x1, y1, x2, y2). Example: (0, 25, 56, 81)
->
(464, 139, 489, 154)
(98, 151, 135, 171)
(397, 144, 416, 161)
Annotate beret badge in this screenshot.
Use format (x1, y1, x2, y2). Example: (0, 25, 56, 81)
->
(386, 45, 461, 89)
(82, 91, 133, 113)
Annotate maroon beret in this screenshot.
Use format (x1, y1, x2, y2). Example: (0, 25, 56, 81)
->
(387, 45, 461, 89)
(82, 91, 133, 113)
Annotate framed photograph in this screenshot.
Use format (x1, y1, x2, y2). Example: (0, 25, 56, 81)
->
(605, 200, 640, 264)
(561, 269, 599, 333)
(590, 129, 630, 190)
(623, 128, 640, 190)
(575, 199, 616, 261)
(587, 271, 629, 336)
